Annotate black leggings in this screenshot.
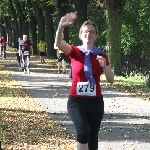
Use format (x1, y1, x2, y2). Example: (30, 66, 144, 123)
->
(16, 53, 20, 63)
(67, 95, 104, 150)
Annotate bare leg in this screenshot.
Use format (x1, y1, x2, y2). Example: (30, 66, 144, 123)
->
(77, 142, 88, 150)
(62, 59, 66, 73)
(58, 62, 62, 73)
(43, 56, 45, 63)
(40, 56, 42, 63)
(26, 55, 30, 74)
(20, 55, 24, 68)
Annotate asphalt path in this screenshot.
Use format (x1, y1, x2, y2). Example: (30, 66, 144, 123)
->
(1, 52, 150, 150)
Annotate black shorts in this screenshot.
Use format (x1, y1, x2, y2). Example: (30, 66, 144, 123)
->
(40, 52, 46, 56)
(57, 53, 67, 62)
(67, 95, 104, 148)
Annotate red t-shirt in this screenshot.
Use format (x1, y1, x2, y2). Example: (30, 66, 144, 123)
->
(67, 45, 110, 98)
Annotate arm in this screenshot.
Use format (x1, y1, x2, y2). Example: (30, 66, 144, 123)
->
(29, 41, 33, 55)
(55, 12, 77, 54)
(54, 43, 58, 50)
(103, 65, 114, 84)
(55, 26, 71, 54)
(30, 46, 33, 56)
(5, 40, 8, 46)
(97, 55, 114, 84)
(45, 42, 47, 51)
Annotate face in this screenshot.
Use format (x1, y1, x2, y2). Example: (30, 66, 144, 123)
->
(23, 35, 27, 41)
(80, 25, 97, 44)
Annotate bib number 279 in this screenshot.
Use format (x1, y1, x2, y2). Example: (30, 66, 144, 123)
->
(76, 82, 96, 96)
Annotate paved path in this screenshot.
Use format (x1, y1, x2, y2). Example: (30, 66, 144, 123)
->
(1, 52, 150, 150)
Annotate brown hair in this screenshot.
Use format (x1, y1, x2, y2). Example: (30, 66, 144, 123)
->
(79, 20, 98, 39)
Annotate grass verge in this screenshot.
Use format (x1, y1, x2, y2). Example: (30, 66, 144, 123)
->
(100, 74, 150, 100)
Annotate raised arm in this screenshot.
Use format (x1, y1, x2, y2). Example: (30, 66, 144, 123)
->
(55, 12, 77, 54)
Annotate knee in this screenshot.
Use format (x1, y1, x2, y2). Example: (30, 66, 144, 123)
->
(77, 130, 88, 144)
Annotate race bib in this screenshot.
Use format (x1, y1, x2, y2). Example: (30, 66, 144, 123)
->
(76, 82, 96, 96)
(39, 47, 44, 50)
(23, 51, 29, 55)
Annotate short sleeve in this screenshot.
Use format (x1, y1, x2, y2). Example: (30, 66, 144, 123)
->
(67, 45, 78, 58)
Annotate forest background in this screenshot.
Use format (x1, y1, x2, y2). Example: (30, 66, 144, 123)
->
(0, 0, 149, 86)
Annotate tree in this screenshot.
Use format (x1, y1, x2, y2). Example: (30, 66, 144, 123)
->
(72, 0, 89, 27)
(27, 0, 38, 55)
(43, 0, 55, 58)
(32, 1, 45, 42)
(146, 0, 150, 87)
(104, 0, 126, 75)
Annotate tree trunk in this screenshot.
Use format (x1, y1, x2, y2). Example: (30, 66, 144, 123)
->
(146, 0, 150, 87)
(55, 0, 71, 42)
(37, 13, 45, 42)
(9, 0, 19, 42)
(30, 15, 38, 55)
(32, 2, 45, 42)
(22, 21, 29, 36)
(44, 4, 55, 58)
(73, 0, 89, 27)
(8, 26, 12, 47)
(13, 1, 26, 37)
(55, 0, 72, 61)
(105, 0, 126, 75)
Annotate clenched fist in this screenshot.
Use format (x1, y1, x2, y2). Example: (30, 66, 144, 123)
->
(96, 55, 106, 68)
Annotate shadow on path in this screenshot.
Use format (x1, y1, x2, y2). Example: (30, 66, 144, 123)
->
(1, 52, 150, 149)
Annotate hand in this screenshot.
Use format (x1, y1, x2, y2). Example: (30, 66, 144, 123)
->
(97, 56, 106, 68)
(59, 12, 77, 28)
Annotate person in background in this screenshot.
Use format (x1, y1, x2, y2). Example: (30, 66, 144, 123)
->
(54, 33, 67, 74)
(0, 36, 7, 59)
(18, 38, 25, 71)
(55, 12, 114, 150)
(14, 37, 22, 68)
(37, 38, 47, 64)
(20, 35, 33, 74)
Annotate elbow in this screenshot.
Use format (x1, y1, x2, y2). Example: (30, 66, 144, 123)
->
(55, 41, 61, 48)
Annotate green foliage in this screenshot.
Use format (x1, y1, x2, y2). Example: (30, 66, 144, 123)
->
(122, 0, 149, 55)
(69, 0, 107, 49)
(115, 75, 147, 85)
(88, 0, 106, 50)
